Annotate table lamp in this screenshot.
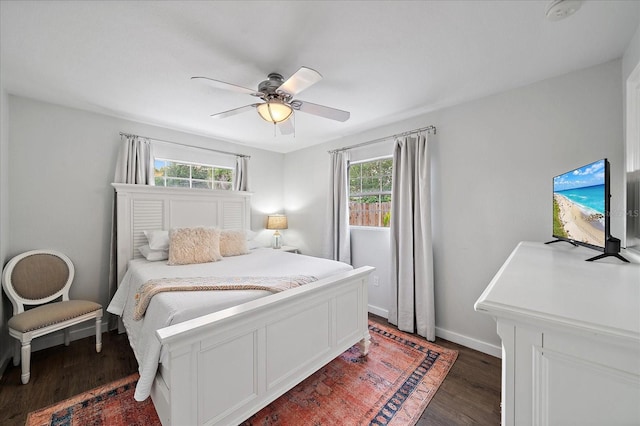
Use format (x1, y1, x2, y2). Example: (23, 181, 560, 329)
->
(266, 214, 288, 249)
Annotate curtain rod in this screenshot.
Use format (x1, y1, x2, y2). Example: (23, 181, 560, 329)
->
(328, 125, 436, 154)
(119, 132, 251, 159)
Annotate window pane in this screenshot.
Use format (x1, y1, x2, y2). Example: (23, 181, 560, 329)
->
(214, 168, 233, 182)
(154, 176, 165, 186)
(349, 178, 360, 194)
(381, 158, 393, 175)
(362, 177, 381, 193)
(349, 196, 363, 226)
(165, 164, 191, 178)
(361, 161, 378, 177)
(382, 175, 393, 191)
(349, 163, 362, 178)
(192, 180, 211, 189)
(192, 165, 211, 180)
(166, 178, 190, 188)
(214, 181, 233, 190)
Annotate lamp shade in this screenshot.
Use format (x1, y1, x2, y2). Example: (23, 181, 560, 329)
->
(266, 215, 288, 230)
(257, 101, 293, 123)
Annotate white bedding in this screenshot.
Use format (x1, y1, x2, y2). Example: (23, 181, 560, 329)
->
(107, 248, 352, 401)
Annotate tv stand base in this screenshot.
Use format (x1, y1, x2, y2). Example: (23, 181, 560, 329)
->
(545, 239, 578, 247)
(586, 252, 630, 263)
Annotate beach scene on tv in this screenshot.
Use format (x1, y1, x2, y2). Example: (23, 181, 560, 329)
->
(553, 159, 606, 248)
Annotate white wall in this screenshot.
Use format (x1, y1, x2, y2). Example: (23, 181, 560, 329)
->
(623, 21, 640, 82)
(283, 59, 625, 356)
(0, 86, 11, 373)
(6, 96, 284, 349)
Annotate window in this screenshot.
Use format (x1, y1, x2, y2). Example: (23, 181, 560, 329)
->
(349, 157, 393, 227)
(154, 159, 233, 190)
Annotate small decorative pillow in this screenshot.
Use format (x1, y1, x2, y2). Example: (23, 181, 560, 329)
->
(138, 244, 169, 261)
(167, 227, 222, 265)
(144, 230, 170, 250)
(220, 230, 249, 257)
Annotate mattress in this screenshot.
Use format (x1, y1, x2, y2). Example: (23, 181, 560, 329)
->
(107, 248, 352, 401)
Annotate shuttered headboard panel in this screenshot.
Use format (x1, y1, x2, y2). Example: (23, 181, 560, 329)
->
(112, 183, 252, 284)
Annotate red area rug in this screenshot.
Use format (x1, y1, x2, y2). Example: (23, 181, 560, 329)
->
(25, 373, 158, 426)
(27, 322, 457, 426)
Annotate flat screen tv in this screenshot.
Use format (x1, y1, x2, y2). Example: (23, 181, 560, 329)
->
(549, 158, 628, 262)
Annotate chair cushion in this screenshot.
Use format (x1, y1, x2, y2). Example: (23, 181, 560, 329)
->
(11, 253, 70, 300)
(8, 300, 102, 333)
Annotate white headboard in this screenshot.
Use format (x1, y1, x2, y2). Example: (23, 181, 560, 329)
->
(112, 183, 252, 284)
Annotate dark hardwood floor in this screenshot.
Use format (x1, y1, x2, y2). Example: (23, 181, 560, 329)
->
(368, 315, 501, 426)
(0, 316, 501, 426)
(0, 331, 138, 426)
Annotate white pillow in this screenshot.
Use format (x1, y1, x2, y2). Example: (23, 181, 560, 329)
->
(245, 229, 261, 249)
(144, 230, 170, 250)
(247, 239, 261, 250)
(139, 244, 169, 261)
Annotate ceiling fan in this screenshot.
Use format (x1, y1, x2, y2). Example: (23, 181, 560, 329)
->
(192, 67, 350, 135)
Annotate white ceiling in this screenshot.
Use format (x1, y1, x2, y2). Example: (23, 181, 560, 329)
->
(1, 1, 638, 153)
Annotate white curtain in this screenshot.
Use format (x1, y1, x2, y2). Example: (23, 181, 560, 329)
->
(113, 135, 154, 184)
(108, 135, 154, 328)
(324, 151, 351, 264)
(389, 133, 435, 341)
(234, 156, 249, 191)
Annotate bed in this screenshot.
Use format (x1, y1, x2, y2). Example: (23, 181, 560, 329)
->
(107, 183, 374, 426)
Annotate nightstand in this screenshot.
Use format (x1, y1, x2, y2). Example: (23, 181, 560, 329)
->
(275, 245, 299, 254)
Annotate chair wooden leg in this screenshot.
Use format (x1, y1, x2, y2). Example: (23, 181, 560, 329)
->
(20, 341, 31, 384)
(13, 340, 20, 366)
(64, 329, 70, 346)
(95, 316, 102, 353)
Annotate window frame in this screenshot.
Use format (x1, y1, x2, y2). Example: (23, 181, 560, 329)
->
(154, 158, 234, 190)
(348, 155, 393, 228)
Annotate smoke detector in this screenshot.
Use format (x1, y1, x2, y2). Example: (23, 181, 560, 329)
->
(545, 0, 583, 21)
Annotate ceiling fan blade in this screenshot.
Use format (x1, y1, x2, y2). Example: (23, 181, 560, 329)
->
(192, 76, 262, 97)
(277, 67, 323, 96)
(210, 104, 258, 119)
(293, 100, 350, 122)
(278, 118, 295, 135)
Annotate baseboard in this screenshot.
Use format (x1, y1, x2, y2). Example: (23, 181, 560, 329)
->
(366, 307, 501, 358)
(367, 304, 388, 319)
(435, 326, 502, 358)
(30, 320, 110, 352)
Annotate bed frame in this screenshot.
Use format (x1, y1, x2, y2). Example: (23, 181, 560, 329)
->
(112, 183, 374, 425)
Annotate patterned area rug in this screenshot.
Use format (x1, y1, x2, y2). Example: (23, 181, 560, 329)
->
(27, 322, 457, 426)
(25, 374, 158, 426)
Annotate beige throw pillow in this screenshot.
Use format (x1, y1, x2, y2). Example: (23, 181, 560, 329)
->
(220, 230, 249, 257)
(167, 227, 222, 265)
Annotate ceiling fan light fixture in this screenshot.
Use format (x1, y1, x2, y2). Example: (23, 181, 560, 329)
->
(545, 0, 582, 21)
(257, 101, 293, 123)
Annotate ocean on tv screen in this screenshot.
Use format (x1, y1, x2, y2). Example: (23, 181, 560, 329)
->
(553, 159, 606, 247)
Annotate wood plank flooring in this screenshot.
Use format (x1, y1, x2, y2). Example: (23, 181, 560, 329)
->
(368, 315, 502, 425)
(0, 316, 501, 425)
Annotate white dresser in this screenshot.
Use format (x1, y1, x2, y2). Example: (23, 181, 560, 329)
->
(475, 241, 640, 426)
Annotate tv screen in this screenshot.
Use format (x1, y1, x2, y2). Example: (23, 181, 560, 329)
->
(552, 158, 609, 251)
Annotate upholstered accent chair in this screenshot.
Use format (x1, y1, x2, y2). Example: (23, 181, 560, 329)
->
(1, 250, 103, 384)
